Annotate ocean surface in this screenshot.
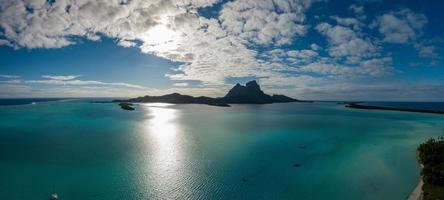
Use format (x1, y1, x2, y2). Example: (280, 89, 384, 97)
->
(0, 100, 443, 200)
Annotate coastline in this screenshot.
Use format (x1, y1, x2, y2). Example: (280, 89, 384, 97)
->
(407, 179, 423, 200)
(407, 151, 425, 200)
(345, 103, 444, 115)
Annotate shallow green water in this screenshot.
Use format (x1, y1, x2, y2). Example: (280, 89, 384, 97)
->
(0, 101, 443, 199)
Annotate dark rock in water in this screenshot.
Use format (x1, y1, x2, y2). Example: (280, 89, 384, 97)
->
(207, 102, 231, 107)
(293, 163, 301, 167)
(114, 80, 308, 106)
(119, 102, 133, 106)
(118, 103, 135, 111)
(242, 177, 248, 182)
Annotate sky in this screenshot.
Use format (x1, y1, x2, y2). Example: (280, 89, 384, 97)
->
(0, 0, 443, 101)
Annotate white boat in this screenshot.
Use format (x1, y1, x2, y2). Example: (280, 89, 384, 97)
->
(50, 193, 58, 200)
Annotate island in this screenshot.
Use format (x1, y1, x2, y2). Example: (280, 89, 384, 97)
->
(345, 103, 444, 115)
(413, 136, 444, 200)
(114, 80, 311, 107)
(118, 102, 135, 111)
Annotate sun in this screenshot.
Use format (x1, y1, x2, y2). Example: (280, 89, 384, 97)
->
(143, 24, 180, 52)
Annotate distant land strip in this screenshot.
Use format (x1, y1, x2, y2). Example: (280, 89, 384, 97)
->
(112, 80, 312, 108)
(345, 103, 444, 115)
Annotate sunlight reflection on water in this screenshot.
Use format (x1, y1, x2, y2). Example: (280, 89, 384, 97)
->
(139, 103, 190, 197)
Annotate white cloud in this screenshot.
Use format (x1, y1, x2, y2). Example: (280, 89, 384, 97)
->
(316, 23, 353, 44)
(173, 82, 189, 87)
(287, 49, 319, 64)
(0, 84, 32, 97)
(414, 43, 440, 59)
(374, 9, 440, 63)
(0, 39, 13, 47)
(376, 9, 427, 44)
(42, 75, 80, 81)
(25, 75, 146, 89)
(294, 82, 444, 101)
(298, 56, 392, 77)
(0, 79, 22, 84)
(287, 49, 318, 58)
(310, 43, 321, 51)
(0, 74, 20, 79)
(260, 75, 320, 88)
(0, 83, 143, 98)
(316, 23, 378, 60)
(330, 16, 363, 30)
(219, 0, 313, 46)
(117, 39, 137, 48)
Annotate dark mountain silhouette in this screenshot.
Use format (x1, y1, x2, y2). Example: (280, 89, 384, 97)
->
(114, 80, 310, 106)
(222, 81, 273, 104)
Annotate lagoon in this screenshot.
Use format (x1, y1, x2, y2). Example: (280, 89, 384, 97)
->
(0, 100, 443, 199)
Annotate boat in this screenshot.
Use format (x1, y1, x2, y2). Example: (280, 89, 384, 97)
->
(50, 193, 58, 200)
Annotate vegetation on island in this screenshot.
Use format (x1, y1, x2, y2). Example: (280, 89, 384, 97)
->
(418, 136, 444, 200)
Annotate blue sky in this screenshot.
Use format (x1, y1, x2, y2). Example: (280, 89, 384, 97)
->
(0, 0, 443, 100)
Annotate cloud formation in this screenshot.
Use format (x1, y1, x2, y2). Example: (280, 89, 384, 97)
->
(376, 8, 427, 44)
(0, 0, 319, 86)
(27, 75, 146, 89)
(316, 22, 378, 61)
(219, 0, 312, 46)
(41, 75, 80, 81)
(0, 74, 20, 79)
(0, 0, 442, 99)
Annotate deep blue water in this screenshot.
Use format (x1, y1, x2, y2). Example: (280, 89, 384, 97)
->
(0, 100, 443, 199)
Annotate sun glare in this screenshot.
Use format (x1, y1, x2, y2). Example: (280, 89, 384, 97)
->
(143, 103, 179, 147)
(144, 25, 180, 52)
(138, 103, 187, 193)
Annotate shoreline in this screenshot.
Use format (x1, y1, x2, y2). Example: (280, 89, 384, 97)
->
(407, 179, 423, 200)
(345, 103, 444, 115)
(407, 151, 424, 200)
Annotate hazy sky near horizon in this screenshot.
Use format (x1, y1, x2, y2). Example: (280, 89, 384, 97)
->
(0, 0, 443, 101)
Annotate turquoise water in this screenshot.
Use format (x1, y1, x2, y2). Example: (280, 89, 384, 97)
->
(0, 101, 443, 199)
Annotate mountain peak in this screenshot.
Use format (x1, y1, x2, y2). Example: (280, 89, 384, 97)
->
(245, 80, 260, 91)
(223, 80, 272, 103)
(120, 80, 302, 105)
(246, 80, 258, 85)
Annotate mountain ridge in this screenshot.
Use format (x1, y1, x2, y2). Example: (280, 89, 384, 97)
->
(114, 80, 311, 106)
